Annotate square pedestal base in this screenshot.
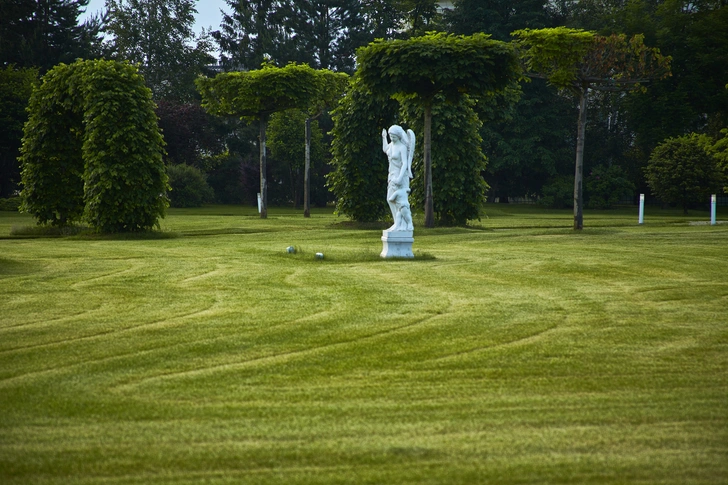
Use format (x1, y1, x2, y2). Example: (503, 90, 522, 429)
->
(380, 230, 414, 258)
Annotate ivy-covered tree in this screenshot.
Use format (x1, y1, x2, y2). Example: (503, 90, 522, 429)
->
(327, 77, 399, 222)
(19, 59, 168, 232)
(513, 27, 671, 229)
(645, 134, 725, 214)
(356, 32, 521, 227)
(402, 94, 489, 225)
(104, 0, 214, 101)
(197, 64, 348, 218)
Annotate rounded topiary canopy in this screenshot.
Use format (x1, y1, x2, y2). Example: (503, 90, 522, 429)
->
(20, 59, 168, 232)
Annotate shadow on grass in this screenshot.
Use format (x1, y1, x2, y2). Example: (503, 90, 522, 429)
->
(276, 247, 436, 264)
(9, 225, 180, 240)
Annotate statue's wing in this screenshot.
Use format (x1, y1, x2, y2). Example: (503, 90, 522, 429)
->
(406, 129, 415, 178)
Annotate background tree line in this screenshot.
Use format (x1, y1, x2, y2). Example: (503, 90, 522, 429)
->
(1, 0, 726, 215)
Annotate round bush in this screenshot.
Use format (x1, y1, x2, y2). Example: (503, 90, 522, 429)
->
(167, 164, 214, 208)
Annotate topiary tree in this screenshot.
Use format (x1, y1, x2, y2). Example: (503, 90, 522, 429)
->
(513, 27, 671, 229)
(19, 59, 169, 232)
(327, 77, 399, 222)
(196, 64, 348, 218)
(356, 32, 521, 227)
(645, 134, 725, 214)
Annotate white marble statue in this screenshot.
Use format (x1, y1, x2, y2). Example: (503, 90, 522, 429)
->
(382, 125, 415, 232)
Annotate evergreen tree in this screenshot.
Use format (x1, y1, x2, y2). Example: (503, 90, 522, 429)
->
(104, 0, 214, 101)
(0, 0, 102, 71)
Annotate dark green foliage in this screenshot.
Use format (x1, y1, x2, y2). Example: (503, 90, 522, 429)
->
(538, 175, 574, 209)
(155, 100, 229, 170)
(267, 110, 325, 207)
(0, 0, 102, 72)
(444, 0, 550, 40)
(327, 79, 398, 222)
(0, 66, 38, 198)
(481, 79, 575, 201)
(402, 95, 489, 225)
(586, 164, 634, 209)
(0, 197, 21, 211)
(104, 0, 215, 101)
(20, 60, 169, 232)
(645, 133, 725, 214)
(167, 164, 215, 208)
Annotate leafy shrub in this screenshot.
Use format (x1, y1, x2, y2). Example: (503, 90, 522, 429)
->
(167, 164, 214, 208)
(645, 133, 725, 214)
(0, 197, 21, 211)
(538, 175, 573, 208)
(586, 164, 634, 209)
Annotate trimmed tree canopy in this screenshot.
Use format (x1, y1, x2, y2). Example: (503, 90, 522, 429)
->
(512, 27, 671, 230)
(19, 59, 169, 232)
(356, 32, 521, 103)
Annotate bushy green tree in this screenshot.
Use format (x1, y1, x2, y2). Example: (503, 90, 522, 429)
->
(167, 164, 214, 207)
(20, 60, 168, 232)
(645, 134, 725, 214)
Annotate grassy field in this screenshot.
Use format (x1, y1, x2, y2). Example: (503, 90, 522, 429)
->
(1, 204, 726, 484)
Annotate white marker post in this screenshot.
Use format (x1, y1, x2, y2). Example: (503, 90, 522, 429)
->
(638, 194, 645, 225)
(711, 194, 717, 225)
(257, 193, 262, 214)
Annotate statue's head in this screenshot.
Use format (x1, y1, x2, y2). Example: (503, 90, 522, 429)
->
(388, 125, 407, 145)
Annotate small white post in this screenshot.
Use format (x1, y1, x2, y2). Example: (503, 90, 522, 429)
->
(711, 194, 717, 225)
(638, 194, 645, 225)
(257, 193, 262, 213)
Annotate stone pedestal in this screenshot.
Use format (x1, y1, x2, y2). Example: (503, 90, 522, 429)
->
(380, 230, 414, 258)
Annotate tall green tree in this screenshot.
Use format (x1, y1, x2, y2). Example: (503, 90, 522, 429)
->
(513, 27, 671, 229)
(356, 32, 521, 227)
(214, 0, 294, 71)
(0, 0, 102, 72)
(104, 0, 214, 101)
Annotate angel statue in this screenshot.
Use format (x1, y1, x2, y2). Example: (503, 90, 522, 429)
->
(382, 125, 415, 232)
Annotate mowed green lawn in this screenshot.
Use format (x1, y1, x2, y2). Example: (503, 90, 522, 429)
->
(1, 205, 726, 484)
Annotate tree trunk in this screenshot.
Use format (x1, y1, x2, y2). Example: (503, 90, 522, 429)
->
(573, 86, 588, 230)
(304, 117, 311, 217)
(424, 103, 434, 228)
(259, 114, 268, 219)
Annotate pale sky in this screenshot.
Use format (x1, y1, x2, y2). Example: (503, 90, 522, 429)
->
(81, 0, 232, 36)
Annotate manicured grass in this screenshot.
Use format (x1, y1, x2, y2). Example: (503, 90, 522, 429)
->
(1, 205, 726, 484)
